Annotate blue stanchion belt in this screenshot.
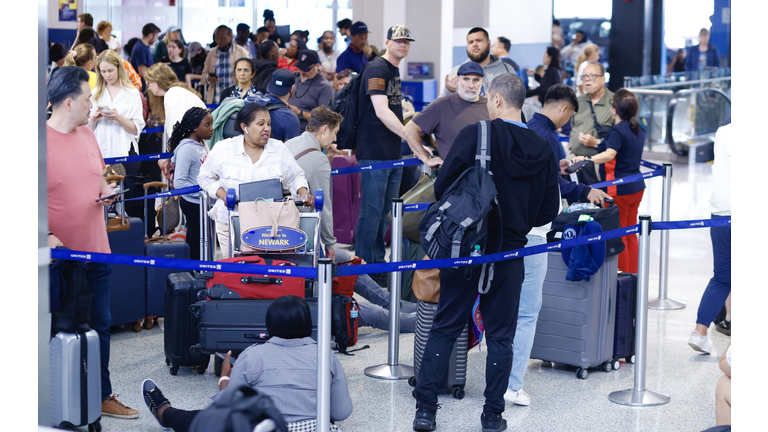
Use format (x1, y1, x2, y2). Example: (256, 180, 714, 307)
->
(404, 202, 432, 213)
(104, 152, 173, 164)
(654, 217, 730, 230)
(587, 168, 665, 189)
(639, 160, 663, 170)
(50, 217, 730, 277)
(140, 126, 164, 135)
(118, 185, 201, 202)
(558, 136, 569, 143)
(330, 158, 423, 176)
(51, 249, 318, 278)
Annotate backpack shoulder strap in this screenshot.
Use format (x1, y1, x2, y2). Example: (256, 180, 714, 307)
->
(475, 120, 491, 170)
(294, 147, 320, 161)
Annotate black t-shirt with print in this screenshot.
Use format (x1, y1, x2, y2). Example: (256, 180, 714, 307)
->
(356, 57, 403, 161)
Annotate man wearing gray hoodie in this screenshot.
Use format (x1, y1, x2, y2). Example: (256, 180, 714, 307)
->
(441, 27, 517, 98)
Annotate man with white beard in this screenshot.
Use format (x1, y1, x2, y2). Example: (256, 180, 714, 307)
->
(404, 62, 490, 167)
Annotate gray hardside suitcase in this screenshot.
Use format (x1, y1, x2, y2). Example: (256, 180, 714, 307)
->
(408, 300, 469, 399)
(530, 252, 618, 379)
(50, 330, 102, 431)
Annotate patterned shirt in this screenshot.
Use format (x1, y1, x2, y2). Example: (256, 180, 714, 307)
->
(215, 45, 233, 102)
(197, 135, 308, 224)
(232, 84, 262, 100)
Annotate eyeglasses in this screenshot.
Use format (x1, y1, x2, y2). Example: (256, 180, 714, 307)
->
(580, 74, 604, 81)
(301, 66, 314, 72)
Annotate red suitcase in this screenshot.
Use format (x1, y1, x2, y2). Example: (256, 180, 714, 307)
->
(206, 255, 305, 299)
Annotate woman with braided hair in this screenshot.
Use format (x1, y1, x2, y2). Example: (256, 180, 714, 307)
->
(169, 106, 214, 259)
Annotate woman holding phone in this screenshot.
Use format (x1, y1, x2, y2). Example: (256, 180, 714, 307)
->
(89, 49, 145, 159)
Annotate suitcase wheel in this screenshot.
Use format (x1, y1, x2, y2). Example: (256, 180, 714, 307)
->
(170, 366, 179, 376)
(576, 368, 589, 380)
(612, 359, 621, 371)
(166, 358, 171, 366)
(629, 354, 636, 364)
(143, 316, 158, 330)
(407, 376, 417, 387)
(88, 420, 102, 432)
(133, 320, 142, 333)
(197, 365, 208, 375)
(541, 361, 553, 367)
(452, 387, 465, 400)
(602, 362, 613, 373)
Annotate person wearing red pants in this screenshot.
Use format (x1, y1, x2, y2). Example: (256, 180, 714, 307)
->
(573, 88, 646, 273)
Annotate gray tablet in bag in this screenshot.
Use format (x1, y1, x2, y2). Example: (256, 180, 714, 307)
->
(239, 178, 284, 203)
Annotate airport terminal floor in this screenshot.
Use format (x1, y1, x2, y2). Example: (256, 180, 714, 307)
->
(97, 161, 728, 432)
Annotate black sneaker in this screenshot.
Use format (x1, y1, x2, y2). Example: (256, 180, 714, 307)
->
(413, 402, 440, 431)
(141, 379, 171, 430)
(716, 320, 731, 336)
(481, 412, 507, 432)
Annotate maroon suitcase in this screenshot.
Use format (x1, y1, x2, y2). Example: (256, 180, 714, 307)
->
(331, 156, 362, 245)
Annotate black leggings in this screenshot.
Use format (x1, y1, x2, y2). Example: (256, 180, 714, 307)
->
(163, 407, 201, 432)
(180, 198, 201, 261)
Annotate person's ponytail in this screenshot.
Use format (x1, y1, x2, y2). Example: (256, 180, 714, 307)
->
(628, 117, 641, 136)
(613, 88, 641, 136)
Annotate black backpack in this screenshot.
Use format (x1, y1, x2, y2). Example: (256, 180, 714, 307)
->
(189, 385, 288, 432)
(330, 62, 387, 150)
(418, 120, 502, 294)
(50, 249, 92, 337)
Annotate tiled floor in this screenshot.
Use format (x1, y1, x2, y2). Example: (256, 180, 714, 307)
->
(98, 161, 728, 432)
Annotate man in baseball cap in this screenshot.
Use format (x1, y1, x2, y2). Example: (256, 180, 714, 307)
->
(288, 50, 334, 129)
(336, 21, 371, 74)
(255, 69, 301, 141)
(404, 61, 489, 168)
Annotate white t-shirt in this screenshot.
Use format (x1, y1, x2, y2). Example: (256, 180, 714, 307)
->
(163, 86, 206, 147)
(709, 124, 731, 215)
(90, 86, 146, 158)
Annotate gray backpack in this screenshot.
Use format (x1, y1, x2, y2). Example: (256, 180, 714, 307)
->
(418, 120, 502, 293)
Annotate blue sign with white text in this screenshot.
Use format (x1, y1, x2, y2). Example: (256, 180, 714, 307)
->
(241, 227, 307, 251)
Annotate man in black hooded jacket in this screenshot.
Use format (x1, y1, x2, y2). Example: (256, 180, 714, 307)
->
(413, 73, 561, 432)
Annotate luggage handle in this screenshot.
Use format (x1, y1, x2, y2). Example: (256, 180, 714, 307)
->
(240, 276, 282, 286)
(143, 181, 168, 190)
(244, 332, 269, 340)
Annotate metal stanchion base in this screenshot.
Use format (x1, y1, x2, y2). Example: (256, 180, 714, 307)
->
(609, 389, 670, 407)
(364, 364, 414, 380)
(648, 298, 686, 310)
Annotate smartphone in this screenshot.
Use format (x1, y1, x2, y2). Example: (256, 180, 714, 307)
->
(208, 73, 218, 78)
(215, 352, 236, 365)
(100, 107, 112, 115)
(95, 187, 126, 202)
(565, 159, 591, 174)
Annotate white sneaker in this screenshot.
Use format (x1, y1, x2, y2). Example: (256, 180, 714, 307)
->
(688, 331, 711, 354)
(504, 388, 531, 406)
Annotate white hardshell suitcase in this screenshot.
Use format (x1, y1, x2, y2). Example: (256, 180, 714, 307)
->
(50, 330, 102, 431)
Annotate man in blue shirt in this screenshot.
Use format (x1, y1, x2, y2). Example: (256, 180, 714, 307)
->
(503, 83, 611, 409)
(131, 23, 160, 92)
(335, 21, 371, 74)
(256, 69, 301, 141)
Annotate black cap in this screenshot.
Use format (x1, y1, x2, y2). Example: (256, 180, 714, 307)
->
(268, 69, 296, 96)
(295, 50, 319, 70)
(350, 21, 369, 35)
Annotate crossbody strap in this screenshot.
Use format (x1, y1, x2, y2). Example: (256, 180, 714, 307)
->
(294, 147, 320, 161)
(588, 99, 602, 134)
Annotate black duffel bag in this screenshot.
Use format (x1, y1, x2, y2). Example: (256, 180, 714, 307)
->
(547, 204, 626, 257)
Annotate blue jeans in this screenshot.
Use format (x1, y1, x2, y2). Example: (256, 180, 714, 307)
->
(508, 234, 548, 391)
(86, 262, 113, 402)
(354, 159, 403, 264)
(696, 214, 731, 326)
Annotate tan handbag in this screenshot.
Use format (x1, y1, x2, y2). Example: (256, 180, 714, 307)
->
(238, 197, 301, 249)
(412, 255, 441, 303)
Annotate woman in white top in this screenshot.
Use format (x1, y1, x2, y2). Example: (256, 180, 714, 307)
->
(198, 103, 314, 258)
(88, 49, 145, 158)
(97, 21, 120, 53)
(574, 44, 601, 96)
(144, 63, 207, 176)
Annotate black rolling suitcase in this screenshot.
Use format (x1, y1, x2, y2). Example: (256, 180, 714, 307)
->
(107, 217, 147, 331)
(408, 300, 469, 399)
(164, 272, 210, 375)
(613, 273, 637, 366)
(190, 298, 319, 356)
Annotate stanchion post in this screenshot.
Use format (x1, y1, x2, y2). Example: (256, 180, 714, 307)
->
(609, 215, 670, 407)
(364, 199, 414, 380)
(648, 163, 686, 310)
(316, 258, 333, 432)
(200, 192, 208, 261)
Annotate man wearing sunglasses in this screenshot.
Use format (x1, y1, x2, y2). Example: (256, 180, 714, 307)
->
(287, 50, 334, 131)
(568, 61, 614, 158)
